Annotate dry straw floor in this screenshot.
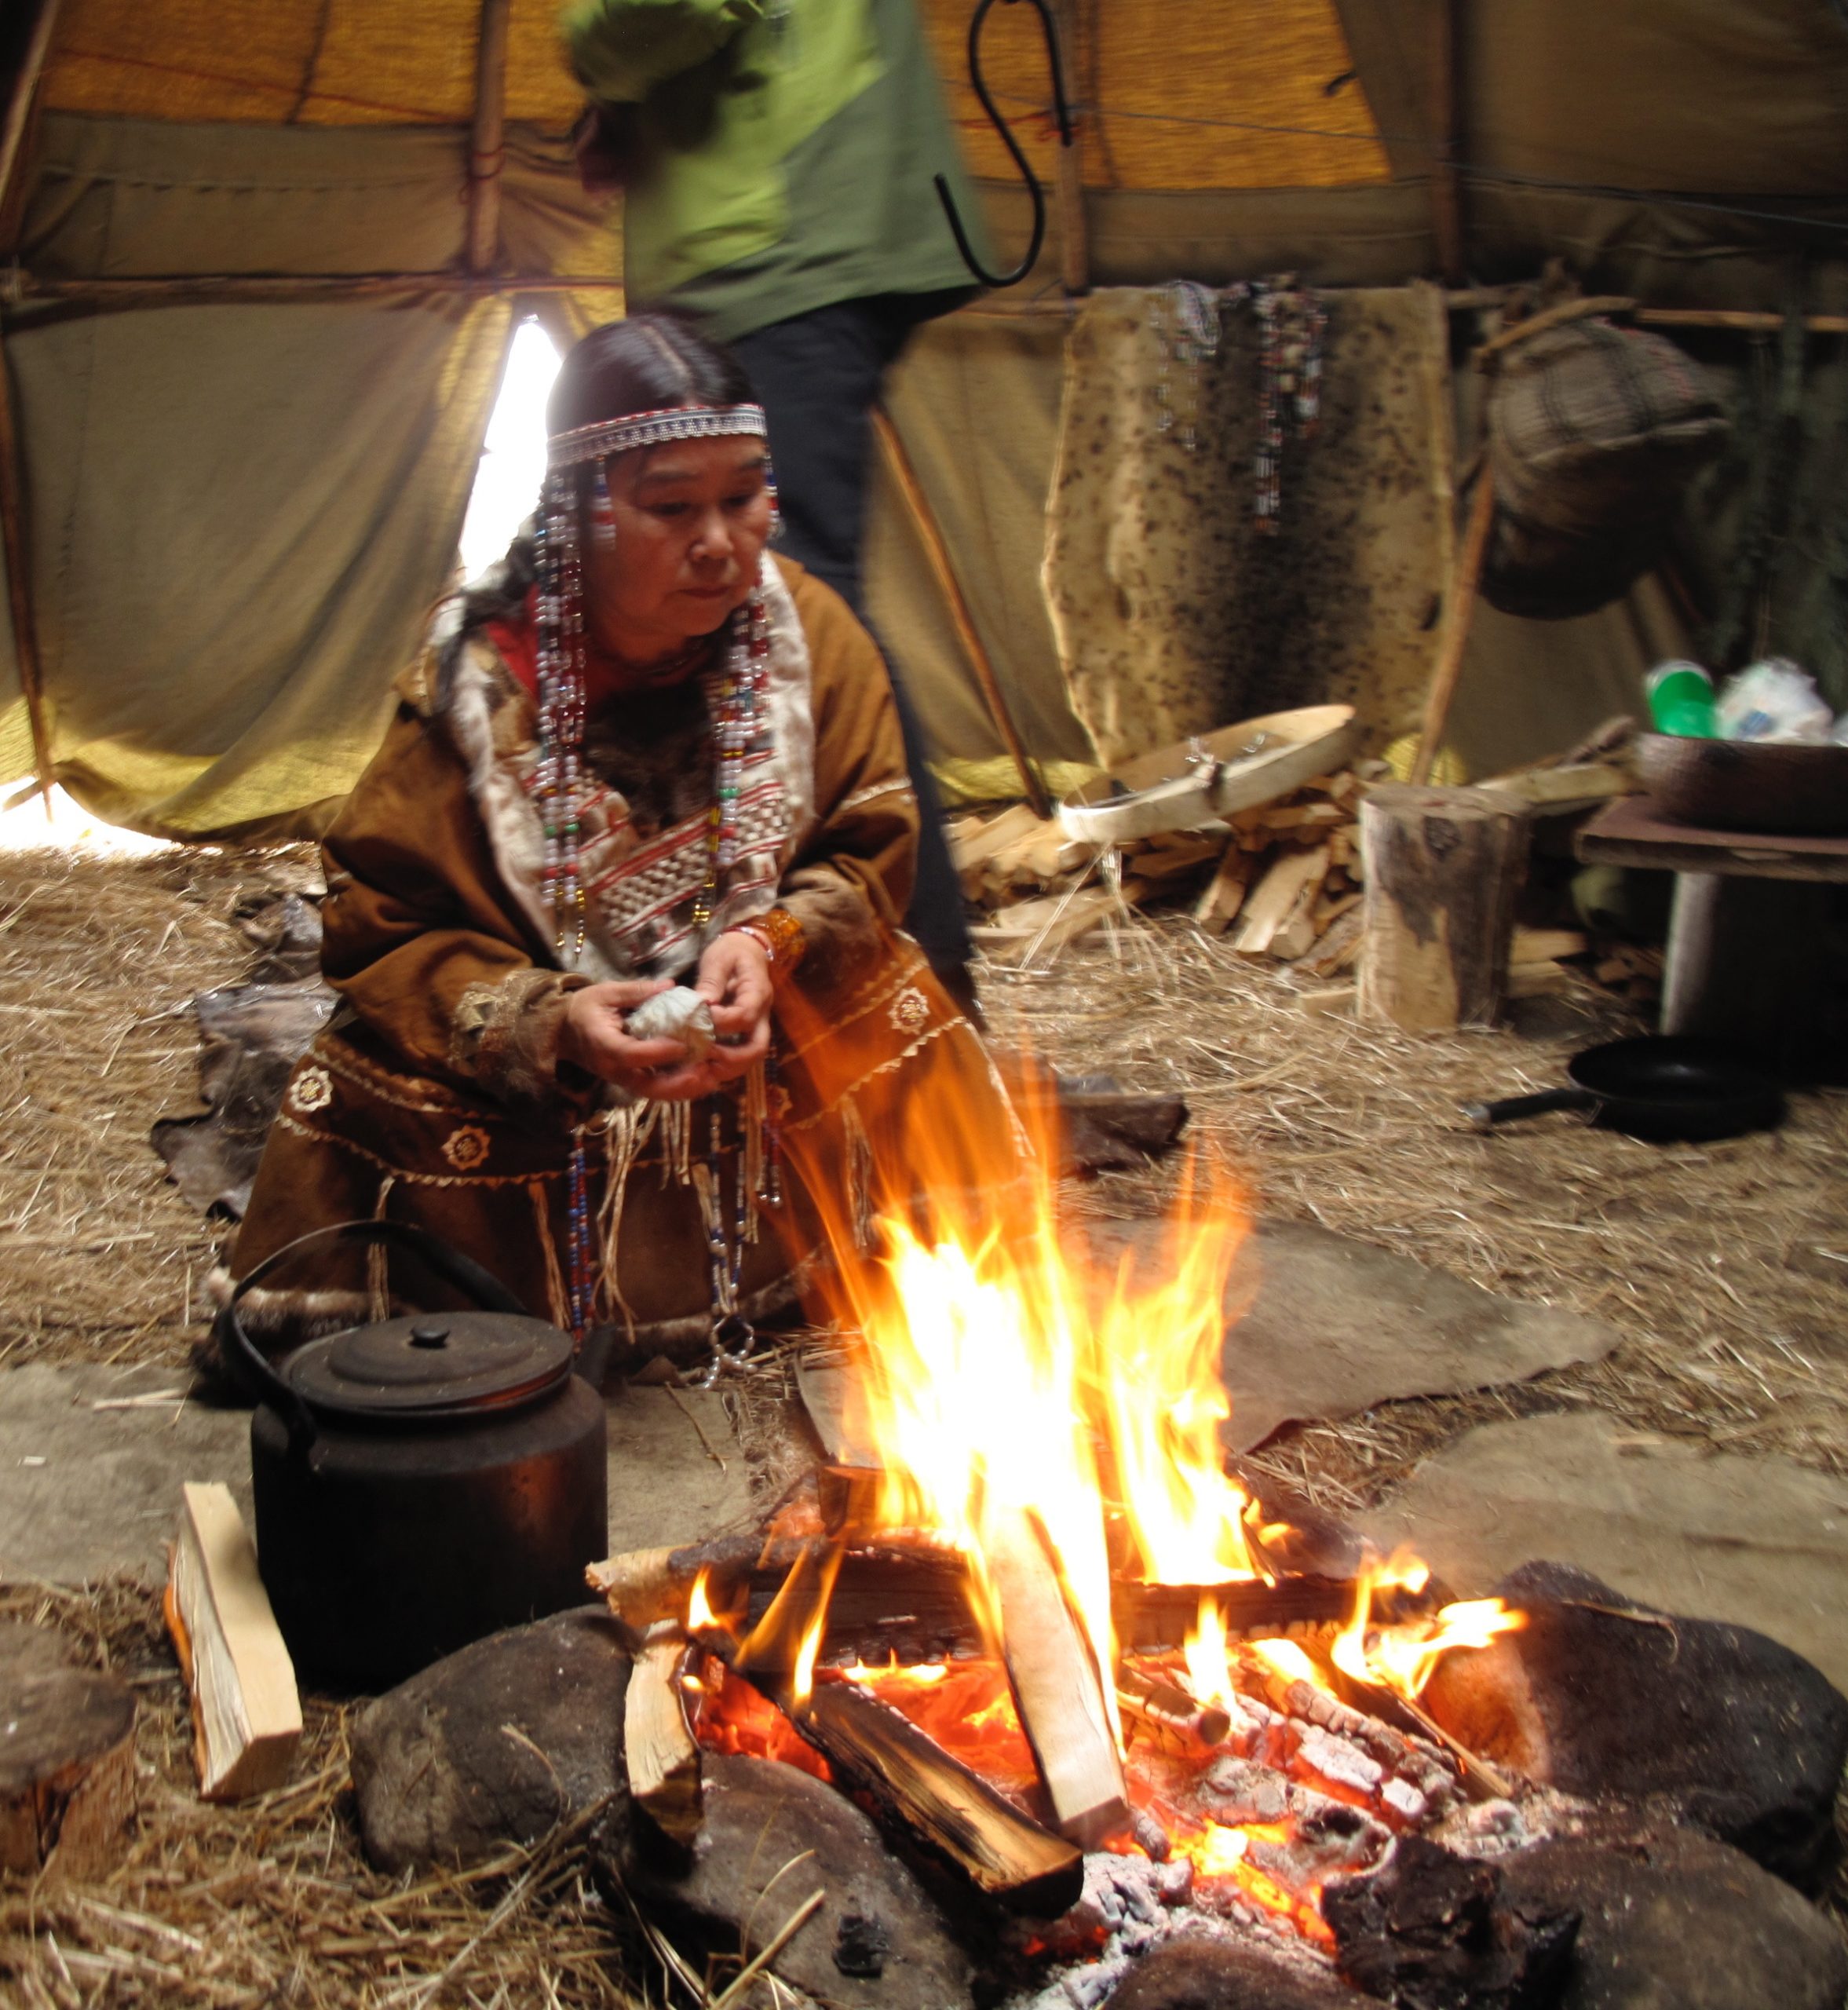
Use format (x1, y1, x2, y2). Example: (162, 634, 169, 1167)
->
(3, 846, 1846, 2005)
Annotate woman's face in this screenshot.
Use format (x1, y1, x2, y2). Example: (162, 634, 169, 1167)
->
(580, 433, 774, 665)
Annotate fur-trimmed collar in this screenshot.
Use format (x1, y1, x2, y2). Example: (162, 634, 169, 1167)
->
(415, 552, 817, 982)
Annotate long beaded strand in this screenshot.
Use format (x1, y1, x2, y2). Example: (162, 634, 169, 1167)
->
(692, 592, 769, 928)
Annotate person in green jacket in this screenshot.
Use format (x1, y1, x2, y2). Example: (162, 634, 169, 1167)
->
(561, 0, 992, 1020)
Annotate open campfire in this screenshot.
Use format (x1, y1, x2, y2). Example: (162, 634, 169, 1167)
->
(589, 1091, 1544, 2001)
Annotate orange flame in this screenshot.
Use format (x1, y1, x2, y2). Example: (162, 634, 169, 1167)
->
(779, 1018, 1264, 1690)
(1331, 1550, 1525, 1698)
(687, 1568, 721, 1635)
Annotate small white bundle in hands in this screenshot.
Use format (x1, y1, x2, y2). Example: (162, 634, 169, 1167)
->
(623, 985, 716, 1061)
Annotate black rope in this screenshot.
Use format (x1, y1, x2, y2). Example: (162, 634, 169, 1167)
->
(935, 0, 1076, 290)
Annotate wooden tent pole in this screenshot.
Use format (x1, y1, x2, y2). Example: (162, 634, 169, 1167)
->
(871, 407, 1054, 819)
(1429, 0, 1464, 286)
(1408, 465, 1496, 786)
(0, 0, 62, 236)
(1048, 0, 1088, 296)
(465, 0, 511, 276)
(0, 338, 56, 816)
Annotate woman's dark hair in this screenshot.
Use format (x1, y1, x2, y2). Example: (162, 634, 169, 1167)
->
(547, 312, 755, 435)
(443, 313, 759, 648)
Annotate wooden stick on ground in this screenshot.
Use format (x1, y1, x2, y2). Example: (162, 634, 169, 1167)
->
(625, 1624, 703, 1844)
(1408, 466, 1498, 788)
(871, 407, 1053, 818)
(166, 1482, 302, 1801)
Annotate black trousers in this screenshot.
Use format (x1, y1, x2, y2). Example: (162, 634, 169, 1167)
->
(731, 297, 973, 983)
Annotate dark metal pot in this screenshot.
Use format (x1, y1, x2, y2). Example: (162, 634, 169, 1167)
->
(216, 1220, 608, 1692)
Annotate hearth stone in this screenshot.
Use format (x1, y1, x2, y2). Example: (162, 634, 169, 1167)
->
(1098, 1935, 1356, 2009)
(1322, 1835, 1580, 2008)
(1422, 1562, 1848, 1889)
(350, 1608, 630, 1874)
(1496, 1829, 1848, 2010)
(607, 1752, 974, 2010)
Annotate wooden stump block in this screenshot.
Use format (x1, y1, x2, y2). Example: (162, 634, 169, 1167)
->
(1358, 785, 1530, 1031)
(0, 1624, 137, 1880)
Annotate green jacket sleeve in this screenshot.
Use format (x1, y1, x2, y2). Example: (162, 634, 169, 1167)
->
(560, 0, 764, 102)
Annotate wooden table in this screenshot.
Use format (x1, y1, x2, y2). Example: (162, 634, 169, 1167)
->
(1576, 795, 1848, 1073)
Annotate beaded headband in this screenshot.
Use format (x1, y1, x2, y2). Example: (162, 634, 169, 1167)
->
(546, 402, 769, 470)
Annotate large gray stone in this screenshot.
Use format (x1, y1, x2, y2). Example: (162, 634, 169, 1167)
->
(612, 1751, 973, 2010)
(0, 1365, 752, 1588)
(1497, 1830, 1848, 2010)
(350, 1609, 630, 1874)
(1425, 1562, 1848, 1891)
(0, 1364, 251, 1583)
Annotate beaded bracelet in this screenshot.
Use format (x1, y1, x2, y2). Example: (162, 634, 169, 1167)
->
(726, 906, 805, 972)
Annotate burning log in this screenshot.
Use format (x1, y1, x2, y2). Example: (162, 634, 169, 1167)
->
(985, 1509, 1130, 1847)
(1115, 1575, 1399, 1654)
(589, 1535, 981, 1660)
(789, 1676, 1084, 1916)
(624, 1624, 703, 1844)
(1116, 1664, 1231, 1754)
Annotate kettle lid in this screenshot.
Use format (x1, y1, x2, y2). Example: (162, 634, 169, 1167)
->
(284, 1311, 574, 1421)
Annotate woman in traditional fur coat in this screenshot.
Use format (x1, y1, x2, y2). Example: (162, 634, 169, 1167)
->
(225, 315, 1006, 1368)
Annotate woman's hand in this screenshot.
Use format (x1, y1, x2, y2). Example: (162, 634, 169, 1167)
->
(694, 931, 773, 1081)
(560, 979, 718, 1101)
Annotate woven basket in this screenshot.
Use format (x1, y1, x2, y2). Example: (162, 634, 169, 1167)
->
(1485, 317, 1728, 619)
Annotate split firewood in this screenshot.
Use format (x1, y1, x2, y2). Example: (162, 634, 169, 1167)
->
(1295, 905, 1365, 979)
(950, 803, 1043, 898)
(984, 1508, 1128, 1846)
(1116, 1663, 1231, 1752)
(1129, 833, 1228, 882)
(166, 1482, 301, 1801)
(1509, 926, 1587, 963)
(1484, 761, 1631, 810)
(0, 1628, 137, 1880)
(1260, 802, 1350, 835)
(1194, 847, 1254, 934)
(1268, 876, 1329, 961)
(1232, 846, 1331, 958)
(1504, 963, 1577, 1000)
(626, 1623, 703, 1844)
(787, 1676, 1083, 1913)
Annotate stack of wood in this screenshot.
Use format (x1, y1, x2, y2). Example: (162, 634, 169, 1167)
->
(948, 737, 1646, 1023)
(948, 772, 1371, 974)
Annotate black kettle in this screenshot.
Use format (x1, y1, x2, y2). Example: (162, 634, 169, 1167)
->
(217, 1220, 608, 1692)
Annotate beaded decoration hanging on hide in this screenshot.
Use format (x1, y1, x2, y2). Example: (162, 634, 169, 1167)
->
(532, 400, 783, 1360)
(1253, 278, 1328, 534)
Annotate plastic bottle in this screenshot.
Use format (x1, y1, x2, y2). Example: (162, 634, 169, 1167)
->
(1644, 661, 1715, 737)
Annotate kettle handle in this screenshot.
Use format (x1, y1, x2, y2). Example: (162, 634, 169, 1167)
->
(214, 1219, 531, 1446)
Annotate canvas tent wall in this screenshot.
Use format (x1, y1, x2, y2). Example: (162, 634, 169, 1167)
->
(1, 0, 1846, 835)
